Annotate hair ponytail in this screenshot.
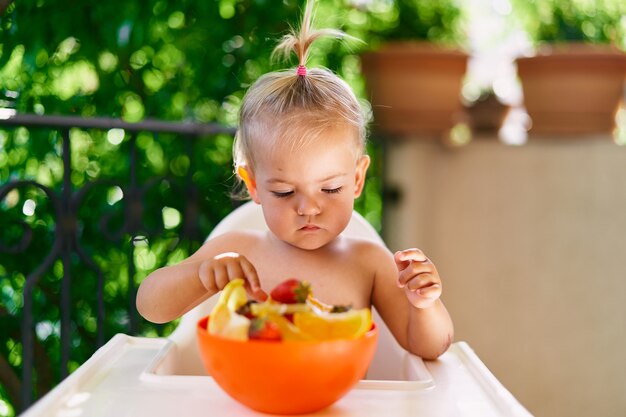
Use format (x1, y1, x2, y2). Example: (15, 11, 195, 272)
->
(271, 0, 347, 68)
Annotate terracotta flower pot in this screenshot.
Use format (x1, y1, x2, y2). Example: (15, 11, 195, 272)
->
(516, 44, 626, 136)
(466, 92, 510, 135)
(361, 42, 468, 138)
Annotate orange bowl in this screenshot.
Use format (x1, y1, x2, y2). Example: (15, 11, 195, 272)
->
(196, 316, 378, 415)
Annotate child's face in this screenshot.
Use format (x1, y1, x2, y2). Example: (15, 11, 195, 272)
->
(242, 126, 369, 250)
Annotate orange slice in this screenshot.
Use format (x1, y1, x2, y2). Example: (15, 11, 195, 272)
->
(292, 308, 372, 340)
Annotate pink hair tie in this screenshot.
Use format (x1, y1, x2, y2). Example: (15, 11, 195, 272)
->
(296, 64, 307, 77)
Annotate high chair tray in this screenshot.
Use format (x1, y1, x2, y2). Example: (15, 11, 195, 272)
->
(21, 334, 532, 417)
(140, 338, 436, 391)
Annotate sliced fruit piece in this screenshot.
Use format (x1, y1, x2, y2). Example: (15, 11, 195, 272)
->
(292, 308, 372, 340)
(266, 313, 313, 341)
(270, 278, 311, 304)
(306, 295, 337, 314)
(208, 302, 250, 340)
(224, 279, 248, 312)
(305, 294, 352, 314)
(236, 300, 258, 319)
(249, 317, 282, 341)
(208, 279, 251, 340)
(250, 301, 311, 317)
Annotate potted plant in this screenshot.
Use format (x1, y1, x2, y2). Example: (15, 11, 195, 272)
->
(357, 0, 469, 138)
(512, 0, 626, 135)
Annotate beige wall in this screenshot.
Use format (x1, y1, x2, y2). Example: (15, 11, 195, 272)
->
(382, 137, 626, 417)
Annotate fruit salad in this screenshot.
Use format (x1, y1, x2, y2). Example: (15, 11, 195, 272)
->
(208, 278, 372, 342)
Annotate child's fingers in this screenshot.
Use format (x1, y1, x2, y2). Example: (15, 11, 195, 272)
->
(226, 261, 246, 284)
(406, 279, 441, 297)
(223, 257, 266, 300)
(206, 253, 266, 300)
(394, 249, 442, 308)
(416, 283, 441, 300)
(198, 261, 215, 292)
(397, 261, 434, 288)
(404, 281, 441, 309)
(213, 263, 230, 291)
(403, 273, 439, 294)
(394, 248, 428, 271)
(394, 248, 427, 263)
(240, 258, 267, 301)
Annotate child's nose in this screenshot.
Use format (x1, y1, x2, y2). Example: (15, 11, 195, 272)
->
(296, 196, 321, 216)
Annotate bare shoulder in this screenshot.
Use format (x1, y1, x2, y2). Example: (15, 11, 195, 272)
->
(184, 230, 265, 262)
(206, 229, 265, 250)
(340, 237, 400, 294)
(336, 237, 398, 306)
(339, 236, 394, 267)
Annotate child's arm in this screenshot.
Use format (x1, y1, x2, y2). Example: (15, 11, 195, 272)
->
(372, 247, 453, 360)
(136, 233, 267, 324)
(395, 248, 454, 359)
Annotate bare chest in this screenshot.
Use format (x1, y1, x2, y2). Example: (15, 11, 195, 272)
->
(248, 248, 374, 309)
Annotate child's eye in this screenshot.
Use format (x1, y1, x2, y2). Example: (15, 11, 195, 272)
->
(271, 190, 294, 198)
(322, 187, 343, 194)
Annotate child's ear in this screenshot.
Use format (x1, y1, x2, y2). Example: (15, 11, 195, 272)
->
(354, 155, 370, 198)
(237, 166, 260, 204)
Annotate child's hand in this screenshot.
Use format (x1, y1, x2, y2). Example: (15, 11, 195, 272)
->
(394, 248, 442, 309)
(198, 252, 268, 301)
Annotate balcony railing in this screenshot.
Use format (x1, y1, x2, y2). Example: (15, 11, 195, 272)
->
(0, 113, 237, 412)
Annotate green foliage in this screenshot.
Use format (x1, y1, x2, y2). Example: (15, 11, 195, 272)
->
(356, 0, 467, 47)
(0, 0, 386, 412)
(1, 0, 298, 119)
(511, 0, 626, 49)
(0, 385, 15, 417)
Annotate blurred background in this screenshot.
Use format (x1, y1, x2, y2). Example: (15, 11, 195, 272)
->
(1, 1, 625, 416)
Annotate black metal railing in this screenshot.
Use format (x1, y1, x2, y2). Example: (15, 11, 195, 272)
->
(0, 113, 236, 412)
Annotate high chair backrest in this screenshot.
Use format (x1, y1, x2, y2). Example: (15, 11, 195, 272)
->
(168, 201, 407, 379)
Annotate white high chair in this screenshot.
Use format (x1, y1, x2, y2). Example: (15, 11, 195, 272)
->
(21, 200, 533, 416)
(167, 200, 420, 381)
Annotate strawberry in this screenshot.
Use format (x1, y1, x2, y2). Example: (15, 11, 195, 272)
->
(248, 317, 282, 341)
(270, 278, 311, 304)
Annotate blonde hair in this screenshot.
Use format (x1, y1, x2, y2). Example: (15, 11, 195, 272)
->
(233, 0, 370, 178)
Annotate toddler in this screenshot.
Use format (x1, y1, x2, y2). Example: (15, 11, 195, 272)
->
(137, 0, 453, 359)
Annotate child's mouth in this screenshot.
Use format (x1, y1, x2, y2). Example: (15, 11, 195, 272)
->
(300, 224, 320, 231)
